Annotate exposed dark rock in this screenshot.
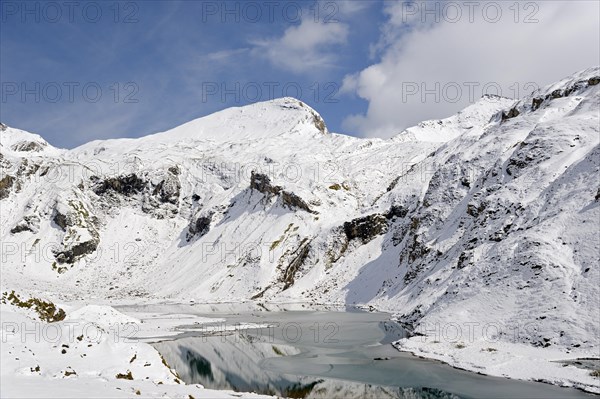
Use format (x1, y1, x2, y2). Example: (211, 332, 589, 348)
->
(115, 371, 134, 380)
(506, 159, 527, 176)
(501, 107, 520, 121)
(10, 224, 32, 234)
(280, 191, 314, 213)
(51, 199, 100, 264)
(53, 210, 70, 231)
(2, 291, 66, 322)
(386, 204, 408, 219)
(467, 203, 479, 217)
(93, 174, 147, 196)
(532, 97, 544, 111)
(328, 183, 350, 191)
(54, 239, 99, 264)
(282, 239, 311, 290)
(536, 77, 599, 108)
(402, 234, 431, 272)
(457, 251, 472, 269)
(11, 141, 46, 152)
(0, 122, 7, 131)
(10, 215, 40, 234)
(0, 175, 15, 199)
(344, 213, 388, 244)
(400, 214, 433, 284)
(250, 172, 281, 196)
(152, 175, 181, 204)
(499, 77, 596, 119)
(91, 171, 181, 218)
(324, 227, 349, 267)
(398, 306, 424, 334)
(312, 112, 327, 134)
(506, 140, 551, 177)
(250, 171, 315, 213)
(187, 214, 212, 240)
(53, 200, 93, 231)
(386, 176, 401, 192)
(467, 201, 487, 218)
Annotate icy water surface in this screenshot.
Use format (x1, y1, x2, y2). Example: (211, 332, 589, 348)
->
(121, 303, 595, 399)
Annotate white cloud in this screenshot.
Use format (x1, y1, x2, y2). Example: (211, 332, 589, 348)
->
(205, 48, 249, 62)
(342, 1, 600, 138)
(250, 18, 349, 74)
(335, 0, 374, 16)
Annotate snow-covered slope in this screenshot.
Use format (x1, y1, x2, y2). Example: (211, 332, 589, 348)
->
(392, 95, 516, 143)
(1, 68, 599, 391)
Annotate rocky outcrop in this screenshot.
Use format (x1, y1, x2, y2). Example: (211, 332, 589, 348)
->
(506, 140, 552, 177)
(187, 213, 212, 241)
(54, 240, 100, 265)
(2, 291, 66, 322)
(281, 238, 312, 290)
(280, 191, 314, 213)
(92, 169, 181, 218)
(53, 208, 73, 231)
(10, 215, 40, 234)
(311, 110, 327, 134)
(152, 169, 181, 205)
(0, 175, 15, 200)
(531, 76, 599, 111)
(323, 206, 408, 267)
(250, 171, 315, 213)
(323, 227, 349, 268)
(11, 140, 46, 152)
(501, 107, 520, 121)
(52, 197, 100, 265)
(343, 214, 388, 244)
(250, 172, 280, 195)
(386, 204, 409, 220)
(93, 174, 147, 196)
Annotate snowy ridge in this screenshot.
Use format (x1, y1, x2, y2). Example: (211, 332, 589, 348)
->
(393, 95, 516, 143)
(1, 67, 599, 393)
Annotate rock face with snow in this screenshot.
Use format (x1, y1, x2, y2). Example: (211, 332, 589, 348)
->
(1, 70, 599, 354)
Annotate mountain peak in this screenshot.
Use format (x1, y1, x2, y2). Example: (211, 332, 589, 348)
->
(0, 123, 61, 156)
(144, 97, 328, 145)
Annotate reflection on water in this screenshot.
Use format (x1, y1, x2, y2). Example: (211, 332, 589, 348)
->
(153, 310, 463, 398)
(130, 305, 594, 399)
(156, 334, 460, 398)
(186, 350, 213, 381)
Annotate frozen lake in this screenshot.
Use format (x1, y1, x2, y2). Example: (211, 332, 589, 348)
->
(119, 303, 595, 399)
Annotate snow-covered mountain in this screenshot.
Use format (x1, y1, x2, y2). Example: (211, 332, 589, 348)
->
(1, 67, 599, 364)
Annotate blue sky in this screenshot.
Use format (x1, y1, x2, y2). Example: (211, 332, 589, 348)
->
(1, 1, 382, 147)
(1, 1, 598, 148)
